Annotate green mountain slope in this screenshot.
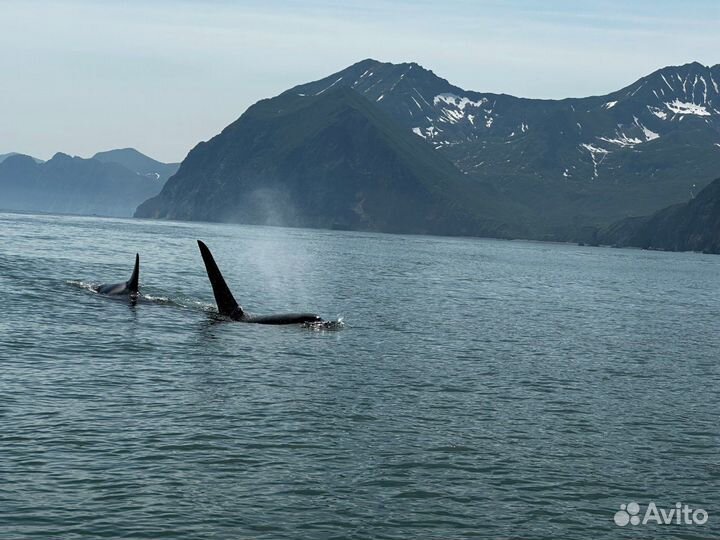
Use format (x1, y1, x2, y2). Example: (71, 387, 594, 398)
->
(599, 176, 720, 253)
(135, 59, 720, 240)
(289, 60, 720, 236)
(136, 87, 531, 237)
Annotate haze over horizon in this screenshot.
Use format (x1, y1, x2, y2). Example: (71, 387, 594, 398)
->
(3, 0, 718, 163)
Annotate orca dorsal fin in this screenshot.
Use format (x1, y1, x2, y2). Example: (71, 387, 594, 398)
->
(197, 240, 243, 318)
(127, 253, 140, 294)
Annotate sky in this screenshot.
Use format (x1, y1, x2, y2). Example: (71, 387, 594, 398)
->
(2, 0, 719, 163)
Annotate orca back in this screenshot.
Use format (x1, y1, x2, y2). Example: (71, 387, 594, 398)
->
(95, 253, 140, 296)
(245, 313, 322, 325)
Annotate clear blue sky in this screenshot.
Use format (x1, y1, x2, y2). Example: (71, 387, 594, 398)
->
(2, 0, 718, 162)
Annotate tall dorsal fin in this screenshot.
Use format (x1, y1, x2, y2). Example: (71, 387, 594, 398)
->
(127, 253, 140, 293)
(197, 240, 243, 318)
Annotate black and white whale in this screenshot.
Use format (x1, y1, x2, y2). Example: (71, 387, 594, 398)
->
(93, 253, 140, 297)
(197, 240, 323, 325)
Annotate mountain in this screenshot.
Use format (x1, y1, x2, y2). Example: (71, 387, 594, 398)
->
(135, 59, 720, 239)
(92, 148, 180, 183)
(286, 59, 720, 236)
(0, 152, 43, 164)
(0, 152, 165, 217)
(135, 87, 530, 237)
(598, 176, 720, 253)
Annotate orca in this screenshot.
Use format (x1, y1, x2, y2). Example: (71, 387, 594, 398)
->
(94, 253, 140, 297)
(197, 240, 323, 325)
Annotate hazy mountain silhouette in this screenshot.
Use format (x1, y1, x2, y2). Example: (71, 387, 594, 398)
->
(93, 148, 179, 183)
(0, 152, 166, 217)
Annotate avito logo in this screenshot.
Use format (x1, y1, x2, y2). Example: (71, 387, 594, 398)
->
(614, 502, 708, 527)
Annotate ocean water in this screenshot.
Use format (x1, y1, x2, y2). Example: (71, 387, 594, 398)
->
(1, 211, 718, 539)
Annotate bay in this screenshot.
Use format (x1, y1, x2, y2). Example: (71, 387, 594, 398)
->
(1, 211, 718, 539)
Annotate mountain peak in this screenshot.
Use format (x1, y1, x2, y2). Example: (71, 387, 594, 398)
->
(656, 60, 715, 75)
(616, 61, 720, 113)
(349, 58, 382, 69)
(0, 152, 40, 170)
(139, 58, 720, 242)
(664, 60, 706, 69)
(93, 148, 179, 180)
(95, 147, 142, 157)
(135, 73, 524, 236)
(93, 147, 152, 162)
(0, 152, 43, 164)
(286, 58, 458, 119)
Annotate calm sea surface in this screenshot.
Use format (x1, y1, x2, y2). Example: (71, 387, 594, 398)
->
(1, 211, 719, 539)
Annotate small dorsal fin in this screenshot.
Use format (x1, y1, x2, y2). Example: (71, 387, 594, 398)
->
(127, 253, 140, 294)
(197, 240, 243, 318)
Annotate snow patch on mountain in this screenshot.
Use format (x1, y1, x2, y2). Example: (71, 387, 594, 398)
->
(666, 99, 711, 116)
(660, 74, 674, 92)
(581, 144, 609, 155)
(640, 125, 660, 141)
(596, 116, 660, 147)
(413, 88, 431, 107)
(599, 134, 643, 147)
(429, 93, 490, 126)
(412, 126, 440, 140)
(440, 108, 465, 124)
(648, 106, 668, 120)
(631, 116, 661, 142)
(315, 77, 343, 96)
(581, 144, 609, 179)
(433, 93, 487, 110)
(699, 75, 708, 102)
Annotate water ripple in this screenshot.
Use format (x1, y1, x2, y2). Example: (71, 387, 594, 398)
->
(0, 212, 719, 539)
